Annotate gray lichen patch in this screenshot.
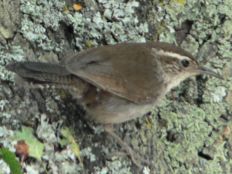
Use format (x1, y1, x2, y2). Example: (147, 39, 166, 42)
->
(19, 0, 148, 52)
(19, 0, 65, 51)
(0, 45, 25, 81)
(64, 0, 148, 49)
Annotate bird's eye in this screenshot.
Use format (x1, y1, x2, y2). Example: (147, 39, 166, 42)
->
(180, 59, 190, 68)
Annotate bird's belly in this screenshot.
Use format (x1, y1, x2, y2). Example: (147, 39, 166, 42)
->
(86, 95, 156, 124)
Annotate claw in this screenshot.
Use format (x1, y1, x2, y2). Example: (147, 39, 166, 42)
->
(104, 124, 150, 168)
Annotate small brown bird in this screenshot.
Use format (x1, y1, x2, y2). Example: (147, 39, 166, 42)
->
(6, 42, 222, 166)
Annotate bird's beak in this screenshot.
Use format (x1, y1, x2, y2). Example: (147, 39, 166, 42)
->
(198, 66, 223, 79)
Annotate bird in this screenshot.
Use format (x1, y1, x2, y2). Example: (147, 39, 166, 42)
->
(6, 42, 222, 166)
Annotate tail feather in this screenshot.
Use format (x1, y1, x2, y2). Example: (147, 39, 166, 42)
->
(6, 62, 74, 85)
(6, 62, 70, 76)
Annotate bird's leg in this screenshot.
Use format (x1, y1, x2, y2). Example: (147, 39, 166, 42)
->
(104, 124, 148, 168)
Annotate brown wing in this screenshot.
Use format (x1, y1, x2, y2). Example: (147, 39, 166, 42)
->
(65, 42, 165, 104)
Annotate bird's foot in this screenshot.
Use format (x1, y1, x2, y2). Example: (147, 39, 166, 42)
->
(104, 124, 150, 168)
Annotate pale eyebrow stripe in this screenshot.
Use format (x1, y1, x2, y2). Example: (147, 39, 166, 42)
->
(151, 48, 192, 61)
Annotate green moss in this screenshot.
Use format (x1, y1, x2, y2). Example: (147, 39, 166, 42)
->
(171, 0, 186, 6)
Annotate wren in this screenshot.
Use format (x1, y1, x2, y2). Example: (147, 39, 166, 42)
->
(6, 42, 222, 166)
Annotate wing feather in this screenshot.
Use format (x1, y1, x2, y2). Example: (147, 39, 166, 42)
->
(65, 43, 165, 104)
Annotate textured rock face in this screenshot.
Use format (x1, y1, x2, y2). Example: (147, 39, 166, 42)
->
(0, 0, 21, 43)
(0, 0, 232, 173)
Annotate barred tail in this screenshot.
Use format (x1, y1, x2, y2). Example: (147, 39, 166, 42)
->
(6, 62, 75, 85)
